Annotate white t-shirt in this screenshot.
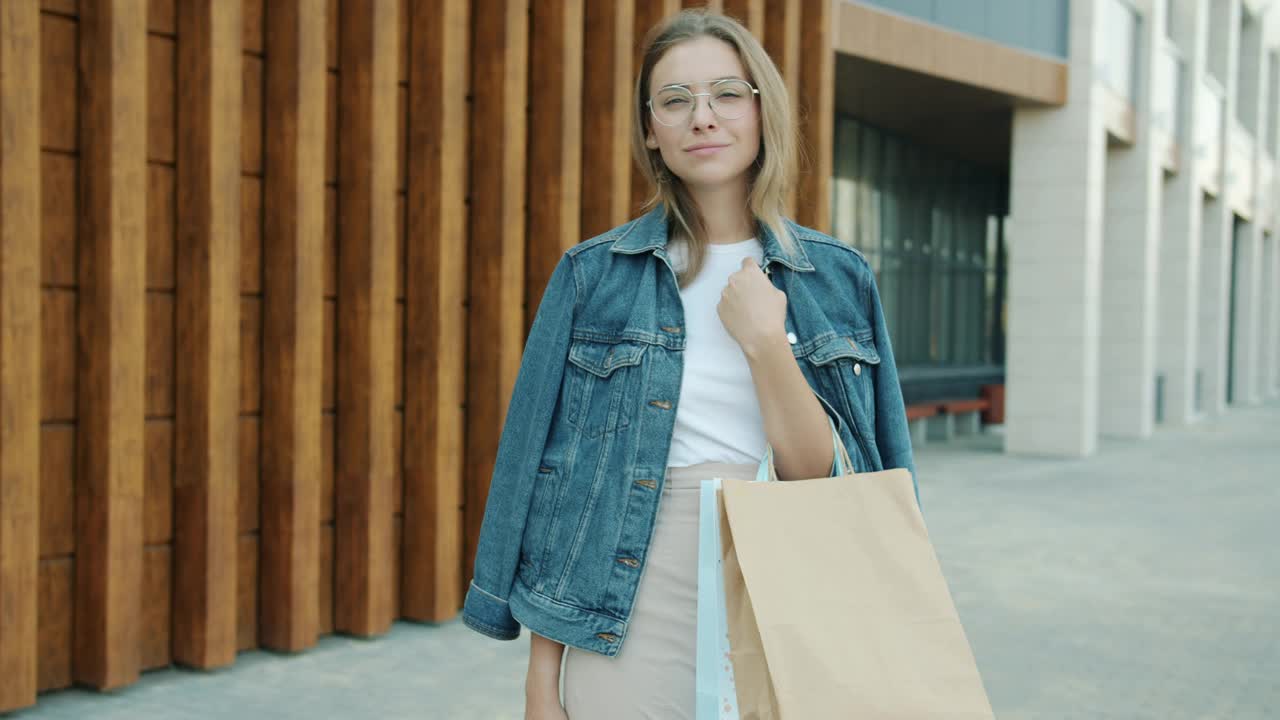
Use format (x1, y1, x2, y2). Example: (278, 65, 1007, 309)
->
(665, 238, 768, 468)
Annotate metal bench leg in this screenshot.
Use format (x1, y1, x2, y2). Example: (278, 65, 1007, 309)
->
(909, 418, 929, 448)
(926, 413, 954, 442)
(956, 410, 982, 436)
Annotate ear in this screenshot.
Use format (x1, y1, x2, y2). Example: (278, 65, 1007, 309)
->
(645, 132, 659, 150)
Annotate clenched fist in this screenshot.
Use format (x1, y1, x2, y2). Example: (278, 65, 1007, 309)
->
(717, 257, 789, 358)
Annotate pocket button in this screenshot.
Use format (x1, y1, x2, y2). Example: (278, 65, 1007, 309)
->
(854, 362, 862, 377)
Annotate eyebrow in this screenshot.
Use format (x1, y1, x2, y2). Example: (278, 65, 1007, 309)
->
(657, 76, 745, 90)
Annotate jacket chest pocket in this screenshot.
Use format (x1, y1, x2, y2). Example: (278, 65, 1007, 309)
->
(564, 339, 647, 439)
(798, 332, 881, 440)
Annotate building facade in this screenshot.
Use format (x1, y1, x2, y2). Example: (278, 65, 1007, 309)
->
(832, 0, 1280, 457)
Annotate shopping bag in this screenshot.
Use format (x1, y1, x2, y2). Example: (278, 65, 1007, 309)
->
(721, 423, 994, 719)
(697, 478, 742, 720)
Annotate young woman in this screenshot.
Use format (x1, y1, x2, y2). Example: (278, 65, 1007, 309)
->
(461, 10, 915, 719)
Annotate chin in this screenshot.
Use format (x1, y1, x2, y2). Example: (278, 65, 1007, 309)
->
(675, 164, 753, 190)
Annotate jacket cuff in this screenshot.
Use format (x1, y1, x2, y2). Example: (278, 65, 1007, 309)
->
(462, 580, 521, 641)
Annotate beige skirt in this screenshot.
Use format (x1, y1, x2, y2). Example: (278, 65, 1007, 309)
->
(562, 462, 756, 720)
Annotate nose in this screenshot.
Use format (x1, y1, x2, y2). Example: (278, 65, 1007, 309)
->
(690, 94, 718, 130)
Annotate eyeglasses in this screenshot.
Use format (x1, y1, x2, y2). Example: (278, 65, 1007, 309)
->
(647, 78, 760, 127)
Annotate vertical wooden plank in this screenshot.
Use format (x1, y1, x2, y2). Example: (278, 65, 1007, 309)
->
(336, 0, 399, 637)
(260, 0, 324, 652)
(764, 0, 799, 215)
(795, 0, 832, 232)
(685, 0, 724, 11)
(40, 13, 76, 153)
(236, 535, 258, 650)
(403, 0, 470, 623)
(73, 0, 146, 692)
(37, 558, 73, 693)
(631, 0, 680, 217)
(722, 0, 764, 38)
(464, 0, 529, 587)
(174, 0, 242, 669)
(401, 9, 468, 617)
(40, 426, 75, 558)
(139, 547, 172, 670)
(0, 1, 41, 711)
(527, 0, 583, 324)
(580, 0, 632, 237)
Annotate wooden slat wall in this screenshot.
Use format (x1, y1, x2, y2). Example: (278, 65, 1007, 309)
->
(580, 0, 633, 237)
(403, 0, 469, 622)
(3, 1, 835, 709)
(526, 0, 584, 325)
(631, 0, 680, 217)
(464, 0, 529, 587)
(335, 0, 399, 638)
(38, 0, 79, 692)
(143, 0, 176, 677)
(0, 1, 41, 712)
(173, 0, 242, 669)
(765, 0, 801, 215)
(240, 0, 266, 657)
(723, 0, 765, 36)
(796, 0, 834, 232)
(260, 0, 324, 652)
(75, 0, 147, 690)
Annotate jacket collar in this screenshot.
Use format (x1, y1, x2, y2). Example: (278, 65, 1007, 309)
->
(611, 205, 815, 272)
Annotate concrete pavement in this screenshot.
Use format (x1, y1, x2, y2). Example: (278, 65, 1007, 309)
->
(18, 400, 1280, 719)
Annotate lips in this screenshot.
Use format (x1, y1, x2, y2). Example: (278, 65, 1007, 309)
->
(685, 143, 729, 156)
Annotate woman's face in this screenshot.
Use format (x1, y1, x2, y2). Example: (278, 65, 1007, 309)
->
(644, 36, 761, 192)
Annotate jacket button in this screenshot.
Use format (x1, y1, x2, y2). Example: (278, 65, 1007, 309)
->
(648, 399, 672, 410)
(854, 362, 862, 377)
(786, 332, 797, 345)
(596, 633, 618, 643)
(617, 557, 640, 568)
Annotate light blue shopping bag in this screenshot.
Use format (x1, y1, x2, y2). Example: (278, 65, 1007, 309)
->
(696, 477, 741, 720)
(696, 421, 849, 719)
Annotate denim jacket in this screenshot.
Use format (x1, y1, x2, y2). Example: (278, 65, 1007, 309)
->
(461, 207, 916, 656)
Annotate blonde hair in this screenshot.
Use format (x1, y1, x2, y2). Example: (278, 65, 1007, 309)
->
(631, 9, 799, 284)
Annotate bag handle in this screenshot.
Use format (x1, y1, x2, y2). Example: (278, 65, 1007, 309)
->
(754, 417, 855, 483)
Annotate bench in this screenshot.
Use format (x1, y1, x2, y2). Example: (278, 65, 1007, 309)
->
(905, 403, 939, 446)
(905, 394, 996, 446)
(937, 397, 991, 438)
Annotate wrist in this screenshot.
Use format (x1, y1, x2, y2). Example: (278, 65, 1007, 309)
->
(525, 677, 560, 701)
(740, 330, 791, 362)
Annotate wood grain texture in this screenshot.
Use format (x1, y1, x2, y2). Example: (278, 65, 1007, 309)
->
(40, 13, 75, 152)
(39, 425, 74, 558)
(335, 0, 399, 637)
(0, 1, 42, 711)
(796, 0, 832, 232)
(37, 558, 72, 694)
(630, 0, 679, 217)
(41, 152, 76, 287)
(527, 0, 582, 325)
(722, 0, 764, 37)
(173, 0, 242, 670)
(139, 547, 172, 670)
(403, 0, 469, 618)
(764, 0, 799, 215)
(580, 0, 632, 237)
(259, 0, 324, 651)
(73, 0, 148, 692)
(465, 0, 529, 599)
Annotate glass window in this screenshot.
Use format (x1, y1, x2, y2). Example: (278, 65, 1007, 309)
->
(831, 114, 1008, 369)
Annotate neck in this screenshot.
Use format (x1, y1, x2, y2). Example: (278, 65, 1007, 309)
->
(688, 178, 753, 245)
